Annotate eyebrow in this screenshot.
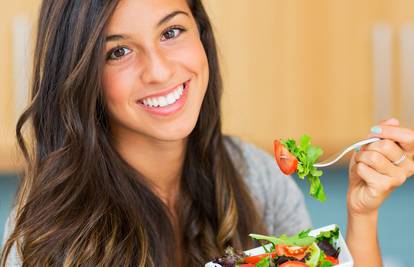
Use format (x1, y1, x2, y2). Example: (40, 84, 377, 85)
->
(105, 10, 190, 43)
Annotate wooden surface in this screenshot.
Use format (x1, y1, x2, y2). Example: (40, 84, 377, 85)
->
(1, 0, 414, 172)
(205, 0, 414, 154)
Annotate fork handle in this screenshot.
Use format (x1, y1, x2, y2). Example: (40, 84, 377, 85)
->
(314, 137, 381, 168)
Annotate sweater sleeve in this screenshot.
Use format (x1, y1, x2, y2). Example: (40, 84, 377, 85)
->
(225, 136, 312, 236)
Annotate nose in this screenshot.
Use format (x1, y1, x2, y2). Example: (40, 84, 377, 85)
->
(140, 47, 175, 85)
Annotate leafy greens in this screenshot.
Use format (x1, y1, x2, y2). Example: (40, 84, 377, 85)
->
(281, 135, 326, 202)
(249, 229, 315, 247)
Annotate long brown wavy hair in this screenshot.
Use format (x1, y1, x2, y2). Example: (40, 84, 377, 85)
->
(1, 0, 266, 266)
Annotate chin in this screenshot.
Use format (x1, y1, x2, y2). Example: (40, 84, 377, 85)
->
(150, 120, 198, 142)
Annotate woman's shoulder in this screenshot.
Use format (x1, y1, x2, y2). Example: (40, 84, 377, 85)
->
(223, 135, 292, 197)
(223, 135, 283, 183)
(224, 135, 312, 235)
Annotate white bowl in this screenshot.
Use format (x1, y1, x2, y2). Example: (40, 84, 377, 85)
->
(205, 224, 354, 267)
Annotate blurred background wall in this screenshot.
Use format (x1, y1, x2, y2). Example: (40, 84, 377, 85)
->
(0, 0, 38, 172)
(0, 1, 413, 267)
(204, 0, 414, 152)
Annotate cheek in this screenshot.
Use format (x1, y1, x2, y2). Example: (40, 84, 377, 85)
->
(174, 38, 209, 83)
(102, 66, 136, 107)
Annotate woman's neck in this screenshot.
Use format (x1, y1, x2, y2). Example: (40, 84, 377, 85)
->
(112, 129, 187, 209)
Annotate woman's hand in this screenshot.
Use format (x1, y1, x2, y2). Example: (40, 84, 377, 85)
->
(346, 118, 414, 267)
(348, 118, 414, 215)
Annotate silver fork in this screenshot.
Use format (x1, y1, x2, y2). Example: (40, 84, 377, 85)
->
(313, 137, 381, 168)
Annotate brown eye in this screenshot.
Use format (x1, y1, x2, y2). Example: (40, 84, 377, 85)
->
(107, 47, 131, 60)
(161, 27, 185, 41)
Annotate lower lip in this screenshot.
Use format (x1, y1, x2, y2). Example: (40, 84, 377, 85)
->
(137, 80, 190, 116)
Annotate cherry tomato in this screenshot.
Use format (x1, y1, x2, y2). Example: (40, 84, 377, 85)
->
(274, 140, 298, 175)
(279, 261, 309, 267)
(325, 255, 339, 265)
(244, 252, 277, 264)
(275, 244, 307, 260)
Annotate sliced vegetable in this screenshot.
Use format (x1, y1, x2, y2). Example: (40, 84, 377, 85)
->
(279, 261, 309, 267)
(274, 140, 298, 175)
(249, 229, 315, 247)
(277, 135, 326, 202)
(324, 255, 339, 265)
(305, 243, 321, 267)
(275, 244, 308, 260)
(243, 252, 276, 264)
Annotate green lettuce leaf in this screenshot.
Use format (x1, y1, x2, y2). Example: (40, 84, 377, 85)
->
(249, 229, 315, 247)
(315, 226, 340, 245)
(281, 135, 326, 202)
(255, 256, 271, 267)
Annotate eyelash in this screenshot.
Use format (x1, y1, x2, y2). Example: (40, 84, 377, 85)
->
(106, 26, 187, 61)
(161, 25, 186, 41)
(106, 46, 131, 61)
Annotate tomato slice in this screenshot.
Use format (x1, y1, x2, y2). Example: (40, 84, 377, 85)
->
(243, 252, 277, 264)
(275, 244, 286, 256)
(325, 255, 339, 265)
(273, 140, 298, 175)
(279, 261, 309, 267)
(275, 244, 308, 260)
(238, 264, 255, 267)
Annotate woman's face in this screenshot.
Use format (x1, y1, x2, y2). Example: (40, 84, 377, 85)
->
(102, 0, 209, 142)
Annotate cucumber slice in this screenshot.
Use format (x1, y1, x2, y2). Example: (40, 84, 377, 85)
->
(305, 243, 321, 267)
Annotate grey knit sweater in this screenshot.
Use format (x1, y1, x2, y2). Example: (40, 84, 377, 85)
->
(2, 137, 312, 266)
(223, 136, 312, 236)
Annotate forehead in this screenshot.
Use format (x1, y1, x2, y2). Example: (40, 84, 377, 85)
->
(106, 0, 191, 31)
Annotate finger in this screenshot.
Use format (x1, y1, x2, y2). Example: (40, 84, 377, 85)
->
(350, 162, 385, 186)
(364, 139, 404, 163)
(369, 125, 414, 151)
(380, 118, 400, 126)
(364, 139, 414, 176)
(351, 162, 406, 191)
(355, 150, 405, 178)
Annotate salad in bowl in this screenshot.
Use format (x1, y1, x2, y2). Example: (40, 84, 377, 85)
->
(205, 225, 353, 267)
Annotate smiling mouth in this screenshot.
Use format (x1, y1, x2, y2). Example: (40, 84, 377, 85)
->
(138, 81, 188, 108)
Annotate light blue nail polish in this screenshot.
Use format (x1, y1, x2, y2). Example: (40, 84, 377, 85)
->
(355, 146, 361, 152)
(371, 126, 382, 134)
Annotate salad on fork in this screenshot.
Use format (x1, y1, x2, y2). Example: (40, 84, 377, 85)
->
(273, 135, 326, 202)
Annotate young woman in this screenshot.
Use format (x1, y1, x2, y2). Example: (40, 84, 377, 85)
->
(2, 0, 414, 266)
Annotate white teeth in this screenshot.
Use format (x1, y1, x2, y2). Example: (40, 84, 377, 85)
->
(158, 96, 168, 107)
(150, 98, 158, 107)
(173, 90, 179, 99)
(141, 83, 186, 108)
(166, 93, 176, 105)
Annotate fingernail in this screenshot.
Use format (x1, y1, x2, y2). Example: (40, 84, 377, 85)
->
(355, 146, 361, 152)
(371, 126, 382, 134)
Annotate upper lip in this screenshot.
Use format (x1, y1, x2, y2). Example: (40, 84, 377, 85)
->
(137, 80, 188, 101)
